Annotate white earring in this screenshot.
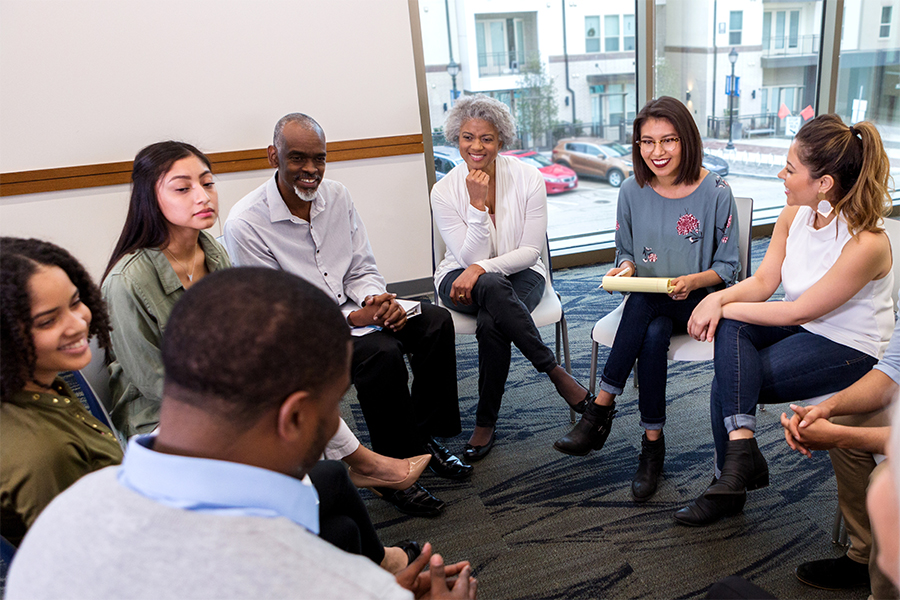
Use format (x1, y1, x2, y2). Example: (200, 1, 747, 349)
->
(816, 192, 833, 218)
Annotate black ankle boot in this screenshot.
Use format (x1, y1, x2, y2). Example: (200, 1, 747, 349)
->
(673, 486, 747, 527)
(553, 401, 617, 456)
(705, 438, 769, 497)
(631, 432, 665, 502)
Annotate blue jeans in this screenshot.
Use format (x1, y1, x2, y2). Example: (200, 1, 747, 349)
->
(439, 269, 555, 427)
(710, 319, 878, 470)
(600, 290, 707, 429)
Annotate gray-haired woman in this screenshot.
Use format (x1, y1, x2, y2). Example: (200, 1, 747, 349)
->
(431, 94, 592, 462)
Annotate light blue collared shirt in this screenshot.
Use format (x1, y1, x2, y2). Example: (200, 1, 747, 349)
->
(874, 311, 900, 384)
(118, 435, 319, 534)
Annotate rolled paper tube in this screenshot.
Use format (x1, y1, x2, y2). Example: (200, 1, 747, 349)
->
(601, 276, 675, 294)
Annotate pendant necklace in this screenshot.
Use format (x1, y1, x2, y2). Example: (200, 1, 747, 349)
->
(165, 243, 198, 282)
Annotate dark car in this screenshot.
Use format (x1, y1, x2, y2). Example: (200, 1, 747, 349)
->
(433, 146, 465, 181)
(702, 153, 729, 177)
(501, 149, 578, 194)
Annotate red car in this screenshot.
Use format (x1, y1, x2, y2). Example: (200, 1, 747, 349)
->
(501, 149, 578, 195)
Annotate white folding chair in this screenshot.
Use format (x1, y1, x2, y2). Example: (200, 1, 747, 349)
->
(432, 220, 576, 422)
(587, 196, 754, 393)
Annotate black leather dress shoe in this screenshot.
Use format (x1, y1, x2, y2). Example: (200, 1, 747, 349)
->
(373, 483, 446, 517)
(463, 429, 496, 463)
(424, 439, 473, 479)
(795, 554, 870, 590)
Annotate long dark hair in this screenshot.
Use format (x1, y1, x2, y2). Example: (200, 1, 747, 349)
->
(102, 141, 212, 281)
(794, 115, 892, 235)
(631, 96, 704, 188)
(1, 238, 111, 402)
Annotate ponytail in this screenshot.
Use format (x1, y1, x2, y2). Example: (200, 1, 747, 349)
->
(795, 115, 892, 235)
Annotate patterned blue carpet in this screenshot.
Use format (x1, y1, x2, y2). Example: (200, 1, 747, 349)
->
(344, 237, 867, 600)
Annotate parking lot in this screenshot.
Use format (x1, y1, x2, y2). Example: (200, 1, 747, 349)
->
(547, 173, 788, 251)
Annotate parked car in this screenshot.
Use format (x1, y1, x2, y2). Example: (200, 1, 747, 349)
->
(551, 138, 633, 187)
(433, 146, 465, 180)
(501, 149, 578, 194)
(702, 153, 729, 177)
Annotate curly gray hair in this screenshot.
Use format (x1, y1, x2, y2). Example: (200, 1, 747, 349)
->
(443, 95, 517, 148)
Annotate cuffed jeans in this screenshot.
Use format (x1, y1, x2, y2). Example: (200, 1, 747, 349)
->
(600, 290, 707, 429)
(710, 319, 877, 471)
(439, 269, 556, 428)
(351, 303, 461, 458)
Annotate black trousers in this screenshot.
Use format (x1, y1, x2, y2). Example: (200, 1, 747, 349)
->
(439, 269, 556, 427)
(351, 303, 461, 458)
(309, 460, 384, 565)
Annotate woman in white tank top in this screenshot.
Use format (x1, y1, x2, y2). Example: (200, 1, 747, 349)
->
(674, 114, 894, 527)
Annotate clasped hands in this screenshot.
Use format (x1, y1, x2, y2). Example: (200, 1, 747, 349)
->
(349, 292, 407, 332)
(394, 542, 477, 599)
(780, 403, 836, 459)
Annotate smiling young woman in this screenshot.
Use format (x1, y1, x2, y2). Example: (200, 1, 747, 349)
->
(554, 96, 741, 503)
(676, 114, 894, 527)
(1, 238, 123, 547)
(101, 141, 232, 438)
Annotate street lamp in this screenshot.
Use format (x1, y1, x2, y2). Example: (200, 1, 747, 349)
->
(447, 60, 460, 103)
(725, 47, 738, 150)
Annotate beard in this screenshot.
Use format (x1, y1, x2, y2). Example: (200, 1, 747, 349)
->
(294, 184, 318, 202)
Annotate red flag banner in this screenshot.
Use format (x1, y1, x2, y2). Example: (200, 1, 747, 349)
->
(800, 105, 815, 121)
(778, 103, 791, 120)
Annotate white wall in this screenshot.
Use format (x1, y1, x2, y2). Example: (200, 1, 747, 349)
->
(0, 0, 433, 285)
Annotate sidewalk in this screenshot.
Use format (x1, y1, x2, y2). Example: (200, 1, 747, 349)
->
(704, 136, 900, 180)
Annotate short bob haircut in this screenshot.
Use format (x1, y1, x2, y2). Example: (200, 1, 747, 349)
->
(443, 94, 517, 149)
(103, 141, 212, 281)
(631, 96, 704, 188)
(1, 237, 111, 402)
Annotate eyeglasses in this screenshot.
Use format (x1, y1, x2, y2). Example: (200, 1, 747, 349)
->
(637, 137, 680, 153)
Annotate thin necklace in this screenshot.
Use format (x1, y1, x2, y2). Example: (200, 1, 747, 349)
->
(164, 243, 198, 282)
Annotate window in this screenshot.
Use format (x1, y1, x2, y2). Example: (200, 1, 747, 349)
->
(585, 16, 600, 52)
(729, 11, 742, 45)
(764, 10, 800, 53)
(605, 15, 619, 52)
(475, 17, 526, 76)
(624, 14, 635, 51)
(881, 6, 892, 38)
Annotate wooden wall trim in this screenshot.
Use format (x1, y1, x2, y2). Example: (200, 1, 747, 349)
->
(0, 134, 424, 197)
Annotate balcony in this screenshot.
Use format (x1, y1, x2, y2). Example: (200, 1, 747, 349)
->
(762, 33, 819, 57)
(478, 51, 524, 77)
(761, 34, 819, 68)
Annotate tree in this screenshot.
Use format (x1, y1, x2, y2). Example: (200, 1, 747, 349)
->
(515, 59, 558, 149)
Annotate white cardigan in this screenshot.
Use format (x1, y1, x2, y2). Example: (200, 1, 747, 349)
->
(431, 153, 548, 288)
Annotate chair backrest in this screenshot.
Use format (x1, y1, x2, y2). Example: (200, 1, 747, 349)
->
(734, 196, 753, 281)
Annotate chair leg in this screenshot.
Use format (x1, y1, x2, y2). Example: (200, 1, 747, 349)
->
(557, 315, 576, 424)
(633, 360, 639, 388)
(560, 315, 572, 375)
(588, 342, 599, 396)
(832, 505, 849, 547)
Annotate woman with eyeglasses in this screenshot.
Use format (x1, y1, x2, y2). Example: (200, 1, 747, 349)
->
(554, 97, 740, 503)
